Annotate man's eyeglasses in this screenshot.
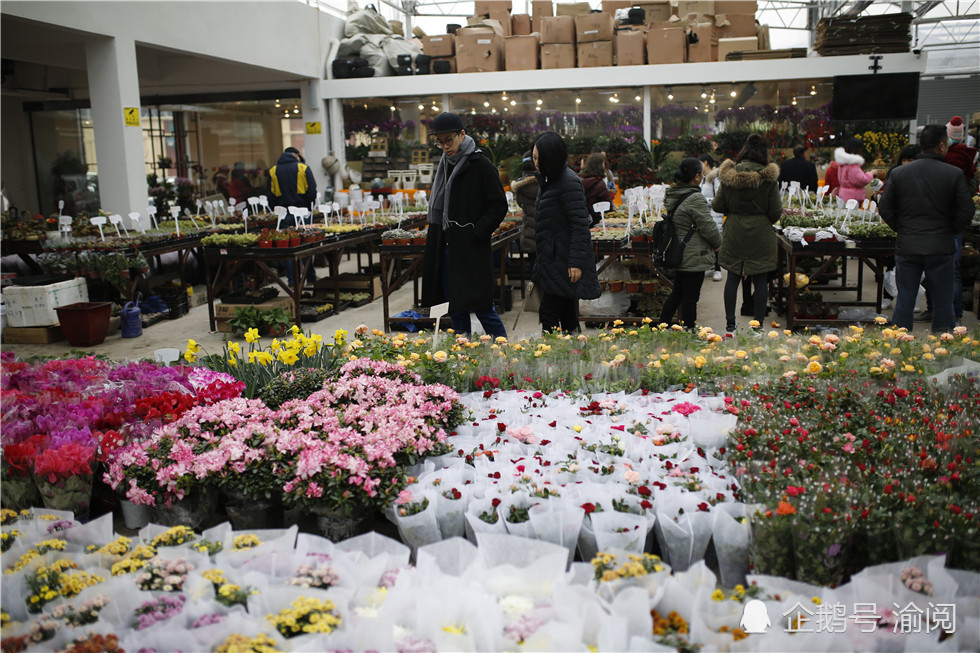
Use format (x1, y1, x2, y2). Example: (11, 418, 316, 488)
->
(434, 133, 459, 147)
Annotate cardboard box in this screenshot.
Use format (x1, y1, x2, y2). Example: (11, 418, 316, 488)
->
(512, 13, 532, 35)
(575, 13, 614, 43)
(718, 0, 757, 13)
(677, 0, 713, 15)
(603, 0, 632, 13)
(647, 27, 685, 64)
(215, 296, 294, 319)
(720, 13, 757, 38)
(464, 18, 506, 37)
(576, 40, 613, 67)
(475, 0, 512, 17)
(686, 21, 713, 62)
(531, 0, 553, 32)
(455, 29, 505, 72)
(3, 277, 89, 328)
(717, 35, 757, 60)
(489, 9, 513, 35)
(540, 15, 575, 43)
(615, 28, 646, 65)
(555, 1, 592, 16)
(423, 34, 455, 57)
(505, 34, 540, 70)
(432, 56, 457, 73)
(541, 42, 575, 68)
(634, 1, 673, 22)
(2, 324, 64, 344)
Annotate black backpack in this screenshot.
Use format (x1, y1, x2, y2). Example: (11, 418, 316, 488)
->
(651, 189, 699, 269)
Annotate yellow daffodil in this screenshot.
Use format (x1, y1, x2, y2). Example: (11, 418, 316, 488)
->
(227, 341, 240, 356)
(244, 328, 261, 343)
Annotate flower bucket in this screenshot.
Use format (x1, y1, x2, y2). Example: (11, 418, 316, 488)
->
(225, 496, 278, 531)
(36, 473, 94, 522)
(120, 498, 152, 529)
(153, 487, 217, 530)
(55, 302, 113, 347)
(311, 506, 364, 542)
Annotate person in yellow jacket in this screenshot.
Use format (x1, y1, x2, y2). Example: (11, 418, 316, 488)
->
(267, 147, 318, 285)
(267, 147, 317, 215)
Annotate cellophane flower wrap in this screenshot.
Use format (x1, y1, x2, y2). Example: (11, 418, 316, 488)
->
(32, 442, 97, 517)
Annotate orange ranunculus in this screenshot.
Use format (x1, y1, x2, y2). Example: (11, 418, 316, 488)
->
(776, 501, 797, 516)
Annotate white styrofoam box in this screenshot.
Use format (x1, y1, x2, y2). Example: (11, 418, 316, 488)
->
(3, 277, 89, 327)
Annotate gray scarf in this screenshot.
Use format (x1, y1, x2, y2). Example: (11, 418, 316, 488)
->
(428, 134, 476, 230)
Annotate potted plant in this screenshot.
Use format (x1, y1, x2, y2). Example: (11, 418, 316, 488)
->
(228, 305, 264, 337)
(261, 306, 293, 337)
(625, 280, 641, 294)
(608, 279, 625, 293)
(411, 228, 427, 245)
(271, 230, 291, 249)
(642, 280, 658, 294)
(258, 229, 273, 248)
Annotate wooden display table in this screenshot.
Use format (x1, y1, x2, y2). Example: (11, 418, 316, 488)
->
(774, 233, 893, 330)
(203, 230, 383, 330)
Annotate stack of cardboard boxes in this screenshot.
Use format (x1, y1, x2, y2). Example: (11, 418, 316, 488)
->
(419, 0, 765, 72)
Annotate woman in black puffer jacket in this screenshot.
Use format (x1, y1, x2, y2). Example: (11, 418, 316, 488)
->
(532, 131, 601, 333)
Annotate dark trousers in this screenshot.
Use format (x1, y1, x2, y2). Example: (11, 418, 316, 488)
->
(725, 271, 768, 325)
(893, 252, 955, 332)
(539, 292, 579, 333)
(660, 270, 706, 328)
(924, 234, 964, 319)
(441, 247, 506, 337)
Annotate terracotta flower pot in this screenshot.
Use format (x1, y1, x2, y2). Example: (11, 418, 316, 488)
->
(642, 280, 658, 294)
(382, 239, 396, 246)
(395, 238, 411, 246)
(412, 237, 426, 245)
(625, 281, 641, 293)
(609, 281, 625, 293)
(289, 237, 301, 248)
(259, 240, 272, 248)
(301, 235, 317, 244)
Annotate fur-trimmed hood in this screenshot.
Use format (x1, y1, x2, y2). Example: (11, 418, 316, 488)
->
(511, 174, 538, 192)
(718, 159, 779, 189)
(834, 147, 865, 166)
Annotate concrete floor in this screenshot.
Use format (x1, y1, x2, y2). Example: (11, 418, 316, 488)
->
(4, 253, 977, 360)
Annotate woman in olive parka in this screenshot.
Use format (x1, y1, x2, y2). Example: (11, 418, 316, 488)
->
(712, 134, 782, 334)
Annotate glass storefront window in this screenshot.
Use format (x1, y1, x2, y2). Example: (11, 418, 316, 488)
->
(31, 109, 99, 217)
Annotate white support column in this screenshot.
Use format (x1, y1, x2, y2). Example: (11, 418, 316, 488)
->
(442, 93, 452, 113)
(328, 97, 347, 189)
(301, 78, 329, 201)
(643, 85, 652, 150)
(85, 36, 147, 216)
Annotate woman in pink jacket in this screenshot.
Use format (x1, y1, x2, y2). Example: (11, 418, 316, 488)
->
(834, 138, 881, 202)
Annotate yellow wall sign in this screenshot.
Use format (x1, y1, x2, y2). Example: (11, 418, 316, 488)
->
(123, 107, 140, 127)
(305, 122, 322, 135)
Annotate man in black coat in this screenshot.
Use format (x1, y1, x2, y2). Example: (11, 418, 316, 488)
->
(778, 144, 819, 193)
(421, 113, 508, 337)
(878, 124, 973, 333)
(267, 147, 318, 286)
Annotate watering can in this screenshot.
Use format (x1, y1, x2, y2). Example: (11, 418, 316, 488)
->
(121, 300, 142, 339)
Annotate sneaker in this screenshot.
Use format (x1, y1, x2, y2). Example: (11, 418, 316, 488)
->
(712, 270, 723, 282)
(725, 321, 736, 338)
(915, 310, 933, 322)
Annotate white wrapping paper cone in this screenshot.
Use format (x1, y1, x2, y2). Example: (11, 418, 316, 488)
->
(610, 585, 655, 640)
(528, 503, 584, 567)
(578, 514, 599, 562)
(336, 531, 410, 565)
(434, 486, 468, 538)
(392, 492, 442, 551)
(476, 532, 569, 574)
(591, 511, 649, 553)
(712, 503, 751, 588)
(464, 496, 506, 543)
(416, 537, 479, 577)
(61, 512, 113, 548)
(201, 522, 233, 549)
